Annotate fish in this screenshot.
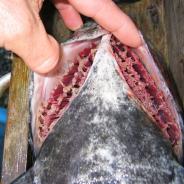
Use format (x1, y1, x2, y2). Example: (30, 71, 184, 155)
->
(12, 23, 184, 183)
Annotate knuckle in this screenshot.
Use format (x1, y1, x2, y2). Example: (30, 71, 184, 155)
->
(3, 16, 38, 51)
(9, 16, 37, 40)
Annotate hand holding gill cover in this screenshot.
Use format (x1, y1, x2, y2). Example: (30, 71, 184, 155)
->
(0, 0, 141, 74)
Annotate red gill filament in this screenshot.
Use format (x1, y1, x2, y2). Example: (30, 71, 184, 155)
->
(110, 36, 180, 147)
(37, 43, 97, 140)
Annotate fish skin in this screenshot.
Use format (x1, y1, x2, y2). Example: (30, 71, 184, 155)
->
(12, 35, 184, 184)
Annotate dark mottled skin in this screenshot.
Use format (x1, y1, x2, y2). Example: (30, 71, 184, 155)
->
(12, 36, 184, 184)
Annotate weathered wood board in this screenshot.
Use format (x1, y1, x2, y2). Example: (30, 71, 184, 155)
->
(1, 57, 30, 184)
(164, 0, 184, 107)
(1, 0, 184, 183)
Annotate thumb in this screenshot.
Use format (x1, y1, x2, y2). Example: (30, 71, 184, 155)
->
(19, 25, 60, 74)
(0, 0, 60, 74)
(6, 20, 60, 74)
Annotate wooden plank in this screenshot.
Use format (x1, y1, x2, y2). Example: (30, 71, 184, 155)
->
(164, 0, 184, 106)
(1, 57, 30, 184)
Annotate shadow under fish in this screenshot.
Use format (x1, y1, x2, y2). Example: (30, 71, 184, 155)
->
(13, 24, 184, 183)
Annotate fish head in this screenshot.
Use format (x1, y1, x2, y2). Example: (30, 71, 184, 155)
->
(30, 23, 184, 164)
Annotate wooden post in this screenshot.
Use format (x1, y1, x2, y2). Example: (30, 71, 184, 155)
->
(1, 57, 30, 184)
(164, 0, 184, 107)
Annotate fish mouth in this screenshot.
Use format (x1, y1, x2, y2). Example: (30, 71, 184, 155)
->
(31, 25, 183, 162)
(31, 38, 100, 152)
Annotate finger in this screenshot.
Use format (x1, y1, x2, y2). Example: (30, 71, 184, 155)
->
(22, 24, 60, 74)
(8, 20, 60, 74)
(69, 0, 141, 47)
(53, 0, 83, 31)
(0, 0, 60, 74)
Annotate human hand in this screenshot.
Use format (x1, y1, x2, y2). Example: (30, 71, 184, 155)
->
(0, 0, 141, 74)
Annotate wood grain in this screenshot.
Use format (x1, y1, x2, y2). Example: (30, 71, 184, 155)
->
(1, 57, 30, 184)
(164, 0, 184, 106)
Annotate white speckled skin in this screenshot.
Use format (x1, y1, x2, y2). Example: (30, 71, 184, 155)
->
(14, 27, 184, 184)
(30, 23, 107, 152)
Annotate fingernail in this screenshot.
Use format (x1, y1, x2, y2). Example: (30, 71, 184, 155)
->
(69, 21, 83, 31)
(35, 53, 59, 74)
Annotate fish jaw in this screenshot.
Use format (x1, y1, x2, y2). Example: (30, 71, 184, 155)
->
(134, 40, 184, 162)
(30, 24, 183, 162)
(110, 35, 184, 162)
(14, 33, 184, 183)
